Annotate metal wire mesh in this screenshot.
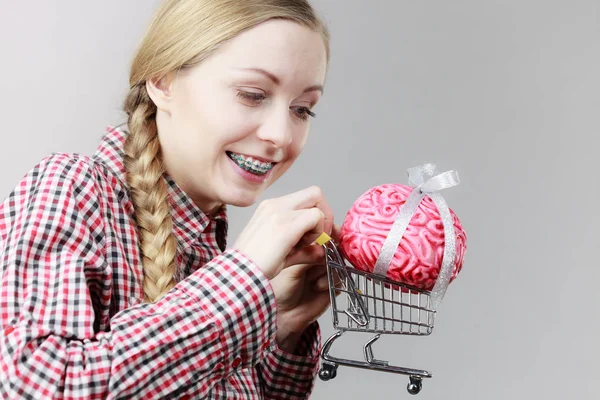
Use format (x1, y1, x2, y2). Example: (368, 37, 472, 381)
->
(327, 251, 436, 336)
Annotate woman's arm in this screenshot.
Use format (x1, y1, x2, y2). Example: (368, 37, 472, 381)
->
(256, 321, 322, 399)
(0, 154, 279, 399)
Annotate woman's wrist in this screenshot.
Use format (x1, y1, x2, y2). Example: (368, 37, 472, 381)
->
(275, 329, 303, 354)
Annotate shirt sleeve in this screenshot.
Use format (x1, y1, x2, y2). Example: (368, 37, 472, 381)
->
(256, 320, 322, 399)
(0, 154, 280, 399)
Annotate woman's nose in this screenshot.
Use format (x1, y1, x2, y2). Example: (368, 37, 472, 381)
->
(255, 108, 293, 148)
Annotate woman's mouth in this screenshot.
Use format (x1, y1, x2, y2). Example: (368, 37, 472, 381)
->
(226, 151, 275, 176)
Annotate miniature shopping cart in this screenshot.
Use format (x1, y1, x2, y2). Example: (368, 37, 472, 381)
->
(315, 164, 460, 395)
(315, 236, 436, 395)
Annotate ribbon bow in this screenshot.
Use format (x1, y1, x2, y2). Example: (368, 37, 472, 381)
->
(373, 163, 460, 309)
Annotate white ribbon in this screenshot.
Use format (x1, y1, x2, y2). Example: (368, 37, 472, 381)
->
(373, 163, 460, 309)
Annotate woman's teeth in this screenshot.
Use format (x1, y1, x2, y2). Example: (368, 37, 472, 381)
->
(227, 151, 274, 175)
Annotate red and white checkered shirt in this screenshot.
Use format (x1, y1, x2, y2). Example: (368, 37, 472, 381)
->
(0, 126, 321, 399)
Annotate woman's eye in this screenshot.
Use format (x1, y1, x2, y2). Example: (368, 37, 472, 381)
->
(291, 106, 316, 121)
(237, 91, 266, 105)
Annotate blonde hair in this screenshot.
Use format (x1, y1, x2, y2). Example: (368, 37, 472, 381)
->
(123, 0, 330, 303)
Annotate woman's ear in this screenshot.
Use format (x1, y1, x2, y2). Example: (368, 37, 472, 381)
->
(146, 72, 175, 113)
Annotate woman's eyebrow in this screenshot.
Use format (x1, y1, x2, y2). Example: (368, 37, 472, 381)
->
(235, 67, 324, 94)
(303, 84, 323, 94)
(236, 67, 281, 85)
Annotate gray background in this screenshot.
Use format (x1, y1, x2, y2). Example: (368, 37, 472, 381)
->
(1, 0, 598, 399)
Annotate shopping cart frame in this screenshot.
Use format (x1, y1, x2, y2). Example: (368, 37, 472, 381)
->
(318, 238, 438, 395)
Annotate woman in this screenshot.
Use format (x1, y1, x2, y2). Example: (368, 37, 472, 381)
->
(0, 0, 335, 398)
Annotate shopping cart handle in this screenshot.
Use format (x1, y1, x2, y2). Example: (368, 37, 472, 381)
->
(317, 234, 371, 326)
(315, 232, 332, 246)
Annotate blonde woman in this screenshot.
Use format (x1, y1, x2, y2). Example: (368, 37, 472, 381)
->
(0, 1, 336, 398)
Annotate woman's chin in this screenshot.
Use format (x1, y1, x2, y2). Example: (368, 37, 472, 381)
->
(220, 188, 263, 208)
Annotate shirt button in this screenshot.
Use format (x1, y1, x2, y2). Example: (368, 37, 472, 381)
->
(262, 341, 271, 352)
(232, 358, 242, 368)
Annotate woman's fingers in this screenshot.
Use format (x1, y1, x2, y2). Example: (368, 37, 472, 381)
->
(284, 245, 324, 268)
(292, 208, 326, 249)
(331, 223, 342, 242)
(233, 186, 333, 280)
(280, 186, 334, 236)
(313, 266, 343, 295)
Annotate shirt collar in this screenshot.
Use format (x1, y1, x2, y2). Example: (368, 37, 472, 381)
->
(93, 125, 228, 248)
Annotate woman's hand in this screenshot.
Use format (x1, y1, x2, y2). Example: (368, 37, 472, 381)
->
(269, 225, 341, 354)
(234, 187, 338, 353)
(233, 186, 333, 280)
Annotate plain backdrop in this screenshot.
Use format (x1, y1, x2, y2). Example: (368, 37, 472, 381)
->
(1, 1, 598, 399)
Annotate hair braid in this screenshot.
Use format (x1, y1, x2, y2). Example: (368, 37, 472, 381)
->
(123, 83, 177, 303)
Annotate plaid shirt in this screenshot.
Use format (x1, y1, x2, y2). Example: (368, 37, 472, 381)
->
(0, 126, 321, 399)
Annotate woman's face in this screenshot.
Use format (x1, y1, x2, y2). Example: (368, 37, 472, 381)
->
(151, 19, 327, 215)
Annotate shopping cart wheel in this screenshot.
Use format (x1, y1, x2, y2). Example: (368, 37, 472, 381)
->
(407, 376, 422, 395)
(318, 363, 338, 381)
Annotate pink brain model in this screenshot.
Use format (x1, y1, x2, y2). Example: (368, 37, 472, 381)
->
(339, 184, 467, 291)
